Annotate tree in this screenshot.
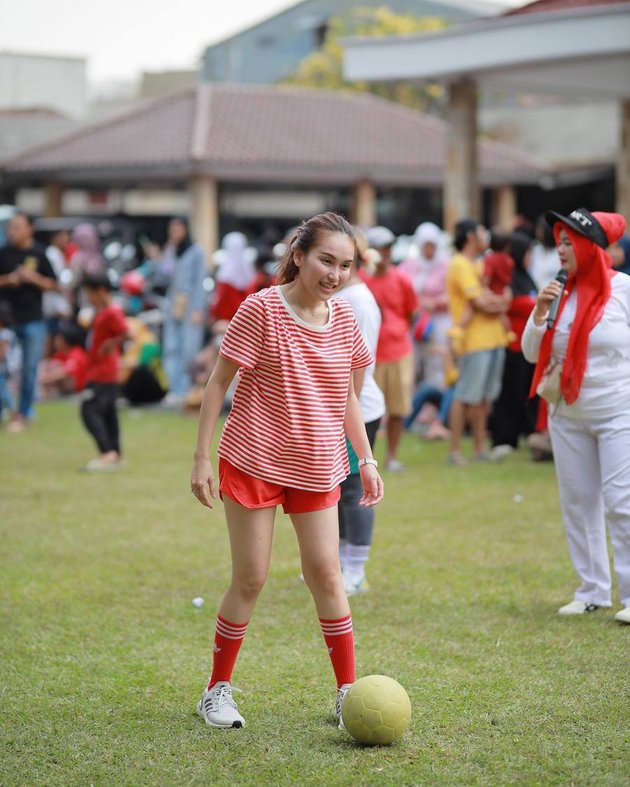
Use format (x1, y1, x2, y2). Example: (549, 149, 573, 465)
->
(283, 6, 447, 112)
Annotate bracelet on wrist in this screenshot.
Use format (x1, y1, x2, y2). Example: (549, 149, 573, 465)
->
(358, 457, 378, 469)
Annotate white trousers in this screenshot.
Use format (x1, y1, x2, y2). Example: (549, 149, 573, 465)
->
(549, 411, 630, 607)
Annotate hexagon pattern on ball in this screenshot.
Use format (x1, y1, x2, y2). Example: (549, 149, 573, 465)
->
(341, 675, 411, 745)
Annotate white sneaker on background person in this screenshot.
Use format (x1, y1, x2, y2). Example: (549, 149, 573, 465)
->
(558, 600, 601, 615)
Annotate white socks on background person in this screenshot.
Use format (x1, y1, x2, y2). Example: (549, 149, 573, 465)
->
(344, 544, 370, 584)
(339, 539, 348, 572)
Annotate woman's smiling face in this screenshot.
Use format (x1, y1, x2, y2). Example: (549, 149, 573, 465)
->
(294, 231, 355, 300)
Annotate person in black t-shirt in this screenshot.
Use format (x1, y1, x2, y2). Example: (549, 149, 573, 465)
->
(0, 212, 58, 430)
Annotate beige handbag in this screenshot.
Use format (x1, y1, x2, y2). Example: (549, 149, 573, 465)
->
(536, 359, 562, 404)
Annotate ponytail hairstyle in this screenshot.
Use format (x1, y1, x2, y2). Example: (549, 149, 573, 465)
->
(276, 212, 357, 285)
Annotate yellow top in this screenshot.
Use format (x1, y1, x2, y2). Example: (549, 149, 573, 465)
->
(446, 252, 507, 354)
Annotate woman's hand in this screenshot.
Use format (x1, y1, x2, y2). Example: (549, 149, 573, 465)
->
(358, 464, 384, 507)
(190, 309, 204, 327)
(533, 279, 564, 326)
(190, 456, 217, 508)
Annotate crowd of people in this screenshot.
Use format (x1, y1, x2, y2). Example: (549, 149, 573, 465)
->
(2, 205, 629, 732)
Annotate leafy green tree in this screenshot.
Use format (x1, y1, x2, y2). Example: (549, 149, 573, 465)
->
(284, 6, 447, 112)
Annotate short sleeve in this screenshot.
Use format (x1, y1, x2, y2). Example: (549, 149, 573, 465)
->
(454, 259, 483, 301)
(219, 295, 266, 369)
(350, 316, 372, 371)
(107, 308, 128, 336)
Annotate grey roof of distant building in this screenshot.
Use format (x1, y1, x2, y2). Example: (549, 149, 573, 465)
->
(0, 107, 79, 164)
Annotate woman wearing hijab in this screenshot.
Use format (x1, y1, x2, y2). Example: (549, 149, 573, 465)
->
(71, 224, 105, 280)
(159, 217, 208, 403)
(489, 231, 539, 456)
(400, 222, 450, 389)
(211, 232, 256, 323)
(522, 208, 630, 624)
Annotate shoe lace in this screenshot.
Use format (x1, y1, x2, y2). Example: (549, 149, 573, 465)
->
(205, 684, 241, 713)
(336, 686, 350, 718)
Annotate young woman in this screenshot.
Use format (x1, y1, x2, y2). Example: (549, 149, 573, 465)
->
(190, 212, 384, 729)
(522, 208, 630, 624)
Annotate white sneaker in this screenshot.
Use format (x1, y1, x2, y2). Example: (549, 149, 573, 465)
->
(83, 457, 121, 472)
(614, 607, 630, 624)
(343, 572, 370, 597)
(336, 683, 352, 730)
(490, 444, 513, 461)
(386, 459, 406, 472)
(558, 600, 601, 616)
(196, 682, 245, 729)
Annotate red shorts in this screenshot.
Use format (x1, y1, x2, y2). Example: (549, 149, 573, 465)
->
(218, 458, 340, 514)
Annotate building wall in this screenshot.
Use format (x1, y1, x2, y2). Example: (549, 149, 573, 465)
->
(201, 0, 501, 84)
(0, 52, 87, 118)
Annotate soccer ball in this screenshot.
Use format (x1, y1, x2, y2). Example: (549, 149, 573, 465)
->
(341, 675, 411, 745)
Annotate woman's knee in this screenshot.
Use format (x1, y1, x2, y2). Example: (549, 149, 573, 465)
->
(303, 562, 342, 596)
(231, 570, 268, 601)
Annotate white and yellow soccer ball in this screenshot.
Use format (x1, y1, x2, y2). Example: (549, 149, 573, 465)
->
(341, 675, 411, 745)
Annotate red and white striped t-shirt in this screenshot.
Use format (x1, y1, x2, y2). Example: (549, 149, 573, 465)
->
(218, 285, 372, 491)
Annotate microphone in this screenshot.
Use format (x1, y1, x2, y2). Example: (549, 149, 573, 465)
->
(546, 268, 569, 330)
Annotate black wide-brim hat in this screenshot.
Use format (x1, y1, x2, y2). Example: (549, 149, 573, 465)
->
(545, 208, 609, 249)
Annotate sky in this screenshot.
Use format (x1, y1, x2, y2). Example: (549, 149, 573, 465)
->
(0, 0, 297, 82)
(0, 0, 525, 84)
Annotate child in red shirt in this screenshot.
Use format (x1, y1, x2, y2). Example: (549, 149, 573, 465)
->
(80, 274, 128, 471)
(484, 231, 514, 296)
(40, 322, 88, 397)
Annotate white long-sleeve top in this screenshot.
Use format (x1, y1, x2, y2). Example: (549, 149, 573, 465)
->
(339, 282, 386, 424)
(522, 272, 630, 419)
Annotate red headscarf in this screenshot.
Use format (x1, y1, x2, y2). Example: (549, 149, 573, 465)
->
(529, 211, 627, 404)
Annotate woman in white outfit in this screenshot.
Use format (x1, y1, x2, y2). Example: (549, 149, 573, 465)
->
(522, 208, 630, 624)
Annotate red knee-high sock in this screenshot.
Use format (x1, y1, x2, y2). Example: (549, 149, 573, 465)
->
(319, 615, 355, 688)
(208, 615, 249, 689)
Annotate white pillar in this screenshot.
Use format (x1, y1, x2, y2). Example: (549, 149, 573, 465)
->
(43, 182, 63, 217)
(351, 180, 377, 228)
(491, 185, 517, 230)
(444, 78, 479, 232)
(189, 175, 218, 265)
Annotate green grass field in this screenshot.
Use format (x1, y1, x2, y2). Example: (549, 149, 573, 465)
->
(1, 402, 628, 786)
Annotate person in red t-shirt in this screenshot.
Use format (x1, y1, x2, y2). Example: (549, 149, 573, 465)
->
(80, 274, 128, 471)
(190, 212, 384, 731)
(364, 226, 418, 472)
(39, 321, 88, 398)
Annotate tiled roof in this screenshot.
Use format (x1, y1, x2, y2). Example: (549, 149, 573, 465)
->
(3, 84, 545, 185)
(504, 0, 630, 15)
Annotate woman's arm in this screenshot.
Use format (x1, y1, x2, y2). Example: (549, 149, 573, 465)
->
(190, 355, 240, 508)
(344, 376, 384, 507)
(352, 367, 366, 398)
(521, 279, 564, 363)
